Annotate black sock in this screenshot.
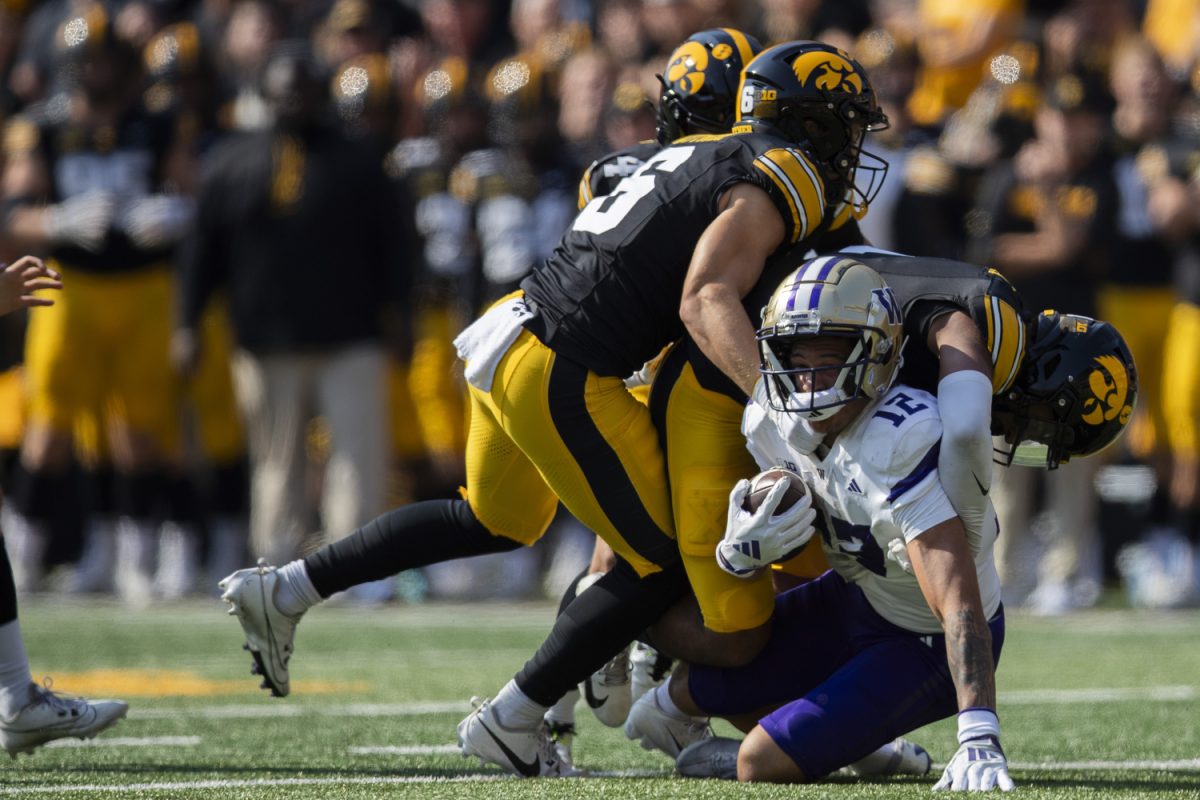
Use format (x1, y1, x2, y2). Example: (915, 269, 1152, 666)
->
(302, 499, 522, 598)
(515, 558, 688, 706)
(0, 537, 17, 625)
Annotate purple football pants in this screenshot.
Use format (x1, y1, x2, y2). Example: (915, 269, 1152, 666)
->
(688, 569, 1005, 779)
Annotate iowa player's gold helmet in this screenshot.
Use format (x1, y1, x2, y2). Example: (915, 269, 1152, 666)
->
(736, 41, 889, 210)
(758, 256, 904, 421)
(993, 312, 1137, 468)
(656, 28, 763, 144)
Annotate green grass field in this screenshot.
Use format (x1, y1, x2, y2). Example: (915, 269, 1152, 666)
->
(1, 598, 1198, 799)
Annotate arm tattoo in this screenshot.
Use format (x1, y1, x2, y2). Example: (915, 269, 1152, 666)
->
(944, 607, 996, 709)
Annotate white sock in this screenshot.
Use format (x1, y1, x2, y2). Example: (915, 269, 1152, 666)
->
(492, 679, 549, 729)
(0, 620, 33, 719)
(1, 508, 48, 592)
(545, 688, 578, 728)
(116, 518, 159, 604)
(274, 560, 321, 618)
(653, 679, 697, 721)
(70, 517, 117, 593)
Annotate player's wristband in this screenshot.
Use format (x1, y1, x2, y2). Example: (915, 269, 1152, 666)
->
(957, 707, 1001, 745)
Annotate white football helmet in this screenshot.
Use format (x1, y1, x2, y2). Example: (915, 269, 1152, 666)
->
(757, 255, 904, 420)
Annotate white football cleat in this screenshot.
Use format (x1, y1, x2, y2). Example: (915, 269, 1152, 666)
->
(676, 736, 741, 779)
(629, 642, 673, 705)
(847, 736, 933, 777)
(457, 697, 583, 777)
(544, 719, 577, 766)
(582, 643, 631, 727)
(0, 682, 128, 757)
(219, 560, 298, 697)
(624, 688, 712, 758)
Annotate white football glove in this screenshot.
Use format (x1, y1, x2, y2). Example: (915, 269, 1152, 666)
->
(45, 191, 115, 252)
(717, 477, 816, 577)
(933, 708, 1015, 792)
(118, 194, 195, 249)
(750, 376, 825, 455)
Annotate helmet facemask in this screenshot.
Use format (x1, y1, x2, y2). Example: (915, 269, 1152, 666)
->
(759, 327, 883, 421)
(782, 98, 890, 212)
(757, 256, 904, 422)
(655, 76, 732, 144)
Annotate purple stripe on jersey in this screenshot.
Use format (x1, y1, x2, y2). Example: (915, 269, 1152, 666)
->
(885, 440, 942, 503)
(806, 257, 840, 310)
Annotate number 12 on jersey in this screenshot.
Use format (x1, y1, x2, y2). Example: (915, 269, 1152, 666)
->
(572, 146, 696, 235)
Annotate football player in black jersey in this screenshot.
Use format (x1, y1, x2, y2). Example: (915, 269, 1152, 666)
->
(217, 39, 890, 776)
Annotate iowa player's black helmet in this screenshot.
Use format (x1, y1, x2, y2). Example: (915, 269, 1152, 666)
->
(993, 312, 1137, 469)
(735, 41, 889, 209)
(656, 28, 764, 145)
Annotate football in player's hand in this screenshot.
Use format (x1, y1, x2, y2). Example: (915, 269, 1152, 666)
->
(741, 468, 808, 515)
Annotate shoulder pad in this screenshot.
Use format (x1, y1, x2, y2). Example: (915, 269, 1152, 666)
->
(978, 288, 1028, 394)
(858, 387, 942, 478)
(752, 146, 827, 244)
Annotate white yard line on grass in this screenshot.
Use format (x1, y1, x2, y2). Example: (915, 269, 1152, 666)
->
(132, 701, 467, 719)
(1003, 686, 1197, 703)
(129, 685, 1197, 721)
(347, 745, 461, 755)
(44, 736, 201, 749)
(1011, 759, 1200, 771)
(1, 761, 1197, 795)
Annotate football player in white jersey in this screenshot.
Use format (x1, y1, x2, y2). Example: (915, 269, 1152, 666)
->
(630, 257, 1014, 791)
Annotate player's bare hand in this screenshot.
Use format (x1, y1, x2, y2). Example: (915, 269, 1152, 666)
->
(0, 256, 63, 317)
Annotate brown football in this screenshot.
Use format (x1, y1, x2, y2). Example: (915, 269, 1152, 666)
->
(742, 468, 808, 515)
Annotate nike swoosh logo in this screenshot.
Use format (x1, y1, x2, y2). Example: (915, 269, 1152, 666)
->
(667, 729, 683, 754)
(478, 718, 541, 777)
(972, 472, 989, 496)
(582, 679, 608, 709)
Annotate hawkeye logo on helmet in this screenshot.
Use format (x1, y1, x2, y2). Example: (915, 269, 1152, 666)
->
(790, 51, 863, 94)
(1081, 354, 1133, 427)
(667, 41, 709, 95)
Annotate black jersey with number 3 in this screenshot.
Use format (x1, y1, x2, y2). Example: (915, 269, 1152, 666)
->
(521, 131, 831, 377)
(576, 141, 661, 209)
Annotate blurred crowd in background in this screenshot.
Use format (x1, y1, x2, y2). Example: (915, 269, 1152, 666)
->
(0, 0, 1198, 614)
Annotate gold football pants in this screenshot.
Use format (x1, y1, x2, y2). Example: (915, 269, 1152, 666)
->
(464, 323, 676, 578)
(650, 341, 828, 634)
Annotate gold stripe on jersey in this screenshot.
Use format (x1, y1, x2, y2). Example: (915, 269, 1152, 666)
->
(753, 148, 825, 244)
(577, 163, 596, 209)
(675, 132, 735, 144)
(986, 295, 1025, 394)
(722, 27, 755, 67)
